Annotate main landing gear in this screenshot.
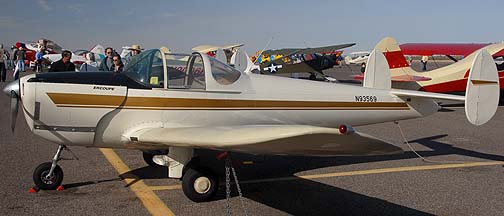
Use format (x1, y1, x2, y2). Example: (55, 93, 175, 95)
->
(182, 164, 219, 202)
(162, 147, 219, 202)
(33, 144, 66, 190)
(167, 148, 246, 205)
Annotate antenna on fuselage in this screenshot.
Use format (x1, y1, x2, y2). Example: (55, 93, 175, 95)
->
(254, 36, 274, 64)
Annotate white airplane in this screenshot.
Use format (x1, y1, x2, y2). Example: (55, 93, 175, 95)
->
(345, 51, 370, 65)
(3, 46, 499, 202)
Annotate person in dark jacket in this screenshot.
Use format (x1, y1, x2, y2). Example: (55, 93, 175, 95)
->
(99, 47, 114, 71)
(49, 50, 75, 72)
(112, 54, 124, 73)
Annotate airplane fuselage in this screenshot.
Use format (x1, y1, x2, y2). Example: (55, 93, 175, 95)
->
(18, 72, 439, 150)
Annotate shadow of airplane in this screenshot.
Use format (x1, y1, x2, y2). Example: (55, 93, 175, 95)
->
(116, 134, 503, 215)
(62, 178, 122, 189)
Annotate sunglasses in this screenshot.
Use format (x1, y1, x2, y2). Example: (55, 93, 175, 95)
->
(113, 59, 119, 62)
(106, 52, 113, 54)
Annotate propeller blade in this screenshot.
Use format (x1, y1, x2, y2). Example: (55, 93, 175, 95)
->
(10, 91, 19, 132)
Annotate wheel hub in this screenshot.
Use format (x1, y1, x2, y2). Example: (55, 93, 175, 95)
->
(193, 176, 211, 194)
(40, 170, 55, 185)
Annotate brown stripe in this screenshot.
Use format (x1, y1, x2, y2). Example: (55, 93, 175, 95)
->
(47, 93, 409, 110)
(471, 80, 498, 85)
(47, 93, 125, 106)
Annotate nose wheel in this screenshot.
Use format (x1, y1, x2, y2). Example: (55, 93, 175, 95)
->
(32, 144, 69, 190)
(33, 162, 63, 190)
(142, 150, 169, 167)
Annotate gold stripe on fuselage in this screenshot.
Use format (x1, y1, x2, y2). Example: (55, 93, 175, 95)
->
(46, 93, 410, 110)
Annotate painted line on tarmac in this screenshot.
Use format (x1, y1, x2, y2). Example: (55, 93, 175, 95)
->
(148, 161, 504, 191)
(99, 148, 175, 216)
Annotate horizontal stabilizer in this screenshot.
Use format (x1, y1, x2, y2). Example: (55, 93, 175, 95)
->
(390, 89, 465, 101)
(353, 74, 431, 82)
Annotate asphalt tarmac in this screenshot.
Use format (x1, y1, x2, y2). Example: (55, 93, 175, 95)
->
(1, 63, 503, 216)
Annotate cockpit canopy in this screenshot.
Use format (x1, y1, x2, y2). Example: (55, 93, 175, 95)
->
(123, 49, 242, 89)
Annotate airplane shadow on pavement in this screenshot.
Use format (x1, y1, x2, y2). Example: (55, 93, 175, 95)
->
(118, 134, 503, 215)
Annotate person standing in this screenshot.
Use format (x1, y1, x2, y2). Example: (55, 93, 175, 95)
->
(360, 62, 366, 73)
(421, 55, 429, 71)
(13, 47, 26, 80)
(124, 44, 143, 65)
(49, 50, 75, 72)
(0, 44, 7, 82)
(79, 52, 98, 71)
(35, 46, 46, 73)
(99, 47, 114, 71)
(7, 45, 16, 70)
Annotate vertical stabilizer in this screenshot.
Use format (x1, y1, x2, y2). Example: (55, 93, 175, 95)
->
(374, 37, 410, 69)
(465, 50, 500, 125)
(363, 50, 391, 89)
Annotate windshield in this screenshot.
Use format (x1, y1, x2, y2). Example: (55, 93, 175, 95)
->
(123, 49, 164, 88)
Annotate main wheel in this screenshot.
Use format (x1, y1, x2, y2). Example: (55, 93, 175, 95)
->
(182, 167, 218, 202)
(142, 150, 168, 167)
(33, 162, 64, 190)
(309, 74, 317, 80)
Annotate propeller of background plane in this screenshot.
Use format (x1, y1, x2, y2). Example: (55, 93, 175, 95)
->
(3, 80, 20, 132)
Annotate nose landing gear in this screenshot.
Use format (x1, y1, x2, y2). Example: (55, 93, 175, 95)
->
(32, 144, 76, 190)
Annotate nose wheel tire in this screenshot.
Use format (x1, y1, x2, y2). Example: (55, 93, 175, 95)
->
(142, 150, 169, 167)
(33, 162, 64, 190)
(182, 167, 218, 202)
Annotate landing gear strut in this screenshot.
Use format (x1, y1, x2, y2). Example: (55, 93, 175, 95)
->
(33, 144, 66, 190)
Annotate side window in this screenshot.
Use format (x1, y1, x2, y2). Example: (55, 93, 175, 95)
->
(209, 57, 241, 85)
(150, 51, 164, 88)
(186, 54, 205, 89)
(167, 53, 205, 90)
(167, 54, 192, 88)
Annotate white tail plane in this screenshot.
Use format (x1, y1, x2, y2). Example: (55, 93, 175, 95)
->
(365, 48, 499, 126)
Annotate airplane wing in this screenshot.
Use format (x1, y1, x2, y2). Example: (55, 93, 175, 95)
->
(399, 43, 490, 57)
(130, 125, 403, 156)
(192, 45, 220, 53)
(352, 74, 431, 82)
(263, 43, 356, 56)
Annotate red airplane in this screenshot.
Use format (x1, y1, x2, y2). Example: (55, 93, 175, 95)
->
(355, 37, 504, 94)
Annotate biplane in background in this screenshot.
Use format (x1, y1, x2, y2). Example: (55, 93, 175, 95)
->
(254, 43, 356, 81)
(344, 51, 370, 65)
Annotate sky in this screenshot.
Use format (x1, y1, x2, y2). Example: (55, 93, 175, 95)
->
(0, 0, 502, 54)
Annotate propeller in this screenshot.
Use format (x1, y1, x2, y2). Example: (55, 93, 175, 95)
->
(10, 90, 19, 132)
(3, 80, 20, 132)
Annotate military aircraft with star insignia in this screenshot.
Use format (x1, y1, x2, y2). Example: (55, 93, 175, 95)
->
(256, 43, 356, 81)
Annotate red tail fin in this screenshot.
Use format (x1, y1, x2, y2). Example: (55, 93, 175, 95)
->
(375, 37, 410, 69)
